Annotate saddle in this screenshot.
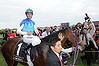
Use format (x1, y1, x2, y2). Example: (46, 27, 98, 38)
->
(13, 40, 36, 63)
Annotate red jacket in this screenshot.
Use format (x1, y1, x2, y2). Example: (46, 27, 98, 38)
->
(93, 33, 99, 44)
(8, 33, 16, 39)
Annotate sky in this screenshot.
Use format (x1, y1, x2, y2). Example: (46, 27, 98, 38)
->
(0, 0, 99, 29)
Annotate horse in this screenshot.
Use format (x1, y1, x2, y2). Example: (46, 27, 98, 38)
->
(1, 27, 81, 66)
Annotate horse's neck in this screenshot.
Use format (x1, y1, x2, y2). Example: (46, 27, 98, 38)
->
(36, 42, 49, 57)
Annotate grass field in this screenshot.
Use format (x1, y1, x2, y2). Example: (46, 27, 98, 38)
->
(0, 52, 23, 66)
(0, 51, 99, 66)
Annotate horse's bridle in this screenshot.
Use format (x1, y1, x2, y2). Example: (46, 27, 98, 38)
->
(70, 30, 80, 66)
(60, 28, 79, 66)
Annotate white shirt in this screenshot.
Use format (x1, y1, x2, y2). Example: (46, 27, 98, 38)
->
(40, 31, 50, 39)
(61, 47, 73, 53)
(88, 22, 96, 36)
(80, 33, 97, 47)
(83, 22, 96, 36)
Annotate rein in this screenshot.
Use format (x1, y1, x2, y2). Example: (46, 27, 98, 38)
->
(61, 28, 80, 66)
(70, 30, 79, 66)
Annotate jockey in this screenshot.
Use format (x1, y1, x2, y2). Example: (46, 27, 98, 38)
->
(16, 8, 41, 57)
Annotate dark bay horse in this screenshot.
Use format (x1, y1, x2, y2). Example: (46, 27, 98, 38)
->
(1, 27, 80, 66)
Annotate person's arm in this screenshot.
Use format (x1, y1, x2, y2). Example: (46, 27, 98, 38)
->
(61, 47, 73, 53)
(88, 34, 98, 49)
(83, 22, 89, 28)
(34, 25, 39, 35)
(17, 24, 27, 35)
(39, 32, 46, 39)
(91, 22, 96, 36)
(79, 34, 85, 45)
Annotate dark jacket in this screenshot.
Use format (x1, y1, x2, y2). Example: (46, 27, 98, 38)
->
(46, 49, 61, 66)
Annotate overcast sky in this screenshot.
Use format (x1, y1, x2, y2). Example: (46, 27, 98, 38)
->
(0, 0, 99, 29)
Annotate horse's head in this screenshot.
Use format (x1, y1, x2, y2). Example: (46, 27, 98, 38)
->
(58, 27, 79, 47)
(42, 27, 82, 48)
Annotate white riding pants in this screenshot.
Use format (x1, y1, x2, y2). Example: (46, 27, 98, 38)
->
(23, 35, 41, 46)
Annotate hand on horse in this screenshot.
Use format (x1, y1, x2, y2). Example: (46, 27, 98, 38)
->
(27, 32, 32, 36)
(67, 53, 71, 58)
(58, 33, 64, 40)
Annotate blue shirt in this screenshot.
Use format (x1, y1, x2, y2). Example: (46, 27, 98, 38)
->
(20, 18, 35, 33)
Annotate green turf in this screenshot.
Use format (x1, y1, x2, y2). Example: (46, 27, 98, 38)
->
(0, 53, 7, 66)
(67, 52, 99, 66)
(0, 52, 22, 66)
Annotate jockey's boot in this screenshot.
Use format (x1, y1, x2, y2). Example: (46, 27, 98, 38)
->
(23, 43, 33, 55)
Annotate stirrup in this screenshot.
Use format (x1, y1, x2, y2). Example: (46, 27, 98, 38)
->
(13, 55, 24, 61)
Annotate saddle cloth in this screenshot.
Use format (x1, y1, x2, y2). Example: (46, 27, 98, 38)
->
(14, 40, 36, 62)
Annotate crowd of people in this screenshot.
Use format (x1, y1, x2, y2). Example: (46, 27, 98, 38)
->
(3, 29, 16, 41)
(2, 9, 99, 66)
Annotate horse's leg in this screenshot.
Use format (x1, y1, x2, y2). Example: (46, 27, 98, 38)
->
(6, 58, 18, 66)
(2, 47, 16, 66)
(7, 60, 14, 66)
(2, 53, 13, 66)
(1, 48, 15, 66)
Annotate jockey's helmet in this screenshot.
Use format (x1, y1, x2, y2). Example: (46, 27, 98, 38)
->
(25, 8, 33, 15)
